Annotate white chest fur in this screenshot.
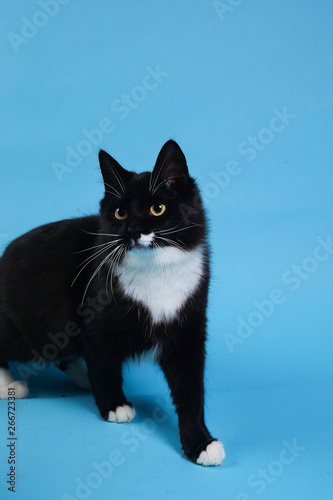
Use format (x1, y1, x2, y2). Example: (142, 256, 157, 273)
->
(116, 245, 205, 324)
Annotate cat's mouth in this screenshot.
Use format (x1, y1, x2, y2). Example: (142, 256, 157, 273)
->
(129, 232, 155, 251)
(132, 241, 151, 251)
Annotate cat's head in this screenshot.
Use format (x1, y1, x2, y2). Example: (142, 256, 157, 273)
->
(98, 140, 206, 255)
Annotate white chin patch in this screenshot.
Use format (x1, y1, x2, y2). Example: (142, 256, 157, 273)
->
(107, 404, 136, 423)
(196, 441, 225, 466)
(117, 244, 204, 324)
(138, 232, 154, 247)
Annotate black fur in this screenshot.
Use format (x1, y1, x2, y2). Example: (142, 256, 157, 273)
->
(0, 140, 219, 463)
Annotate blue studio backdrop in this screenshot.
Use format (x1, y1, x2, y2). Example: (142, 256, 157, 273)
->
(0, 1, 332, 499)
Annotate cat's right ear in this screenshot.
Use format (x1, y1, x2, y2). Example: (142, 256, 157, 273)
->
(98, 150, 129, 196)
(150, 140, 189, 194)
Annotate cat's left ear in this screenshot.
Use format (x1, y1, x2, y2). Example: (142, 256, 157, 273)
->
(150, 140, 189, 193)
(98, 150, 129, 195)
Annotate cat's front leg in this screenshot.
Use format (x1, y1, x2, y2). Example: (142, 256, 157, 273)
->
(85, 354, 135, 423)
(159, 337, 225, 466)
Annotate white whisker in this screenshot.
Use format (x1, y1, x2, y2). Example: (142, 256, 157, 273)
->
(105, 190, 122, 199)
(104, 157, 126, 193)
(77, 240, 121, 268)
(103, 181, 122, 199)
(149, 148, 173, 194)
(75, 239, 122, 254)
(106, 245, 125, 304)
(81, 245, 123, 306)
(155, 235, 187, 252)
(156, 224, 202, 236)
(155, 221, 183, 235)
(71, 241, 121, 288)
(151, 175, 186, 195)
(81, 230, 122, 237)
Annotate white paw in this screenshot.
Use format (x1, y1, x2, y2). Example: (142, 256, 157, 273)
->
(0, 381, 29, 400)
(107, 404, 135, 423)
(196, 440, 225, 466)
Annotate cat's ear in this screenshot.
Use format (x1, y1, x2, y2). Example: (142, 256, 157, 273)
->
(150, 140, 189, 193)
(98, 150, 129, 196)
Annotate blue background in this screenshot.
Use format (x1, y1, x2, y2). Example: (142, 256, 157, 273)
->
(1, 1, 332, 499)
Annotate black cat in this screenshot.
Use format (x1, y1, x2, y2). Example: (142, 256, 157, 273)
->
(0, 140, 224, 466)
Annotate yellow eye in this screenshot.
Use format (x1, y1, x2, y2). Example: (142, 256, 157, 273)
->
(150, 203, 166, 216)
(115, 208, 128, 220)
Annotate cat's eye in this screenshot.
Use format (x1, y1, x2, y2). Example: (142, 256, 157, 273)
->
(115, 208, 128, 220)
(150, 204, 166, 216)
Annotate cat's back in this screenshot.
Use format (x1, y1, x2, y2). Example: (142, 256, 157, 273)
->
(0, 215, 100, 339)
(0, 215, 99, 264)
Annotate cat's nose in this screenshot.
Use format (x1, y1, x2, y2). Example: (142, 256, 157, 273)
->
(128, 229, 141, 241)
